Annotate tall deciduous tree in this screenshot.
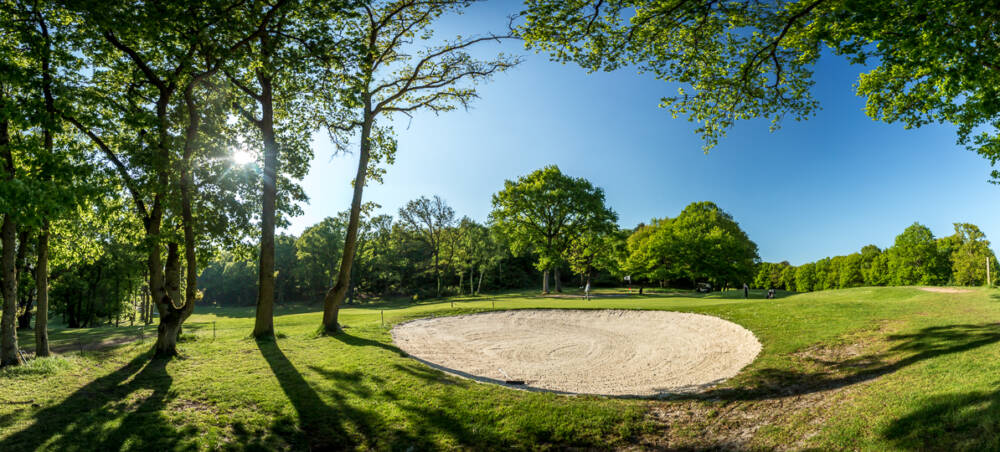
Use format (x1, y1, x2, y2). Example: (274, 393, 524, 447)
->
(945, 223, 998, 286)
(398, 195, 455, 298)
(295, 217, 346, 296)
(888, 223, 944, 286)
(625, 202, 757, 289)
(319, 0, 518, 332)
(0, 0, 92, 365)
(62, 0, 278, 357)
(490, 165, 617, 294)
(671, 202, 759, 288)
(224, 0, 344, 338)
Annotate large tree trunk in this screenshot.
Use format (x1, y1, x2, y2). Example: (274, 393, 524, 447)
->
(542, 269, 550, 294)
(148, 87, 177, 355)
(35, 223, 49, 357)
(554, 267, 562, 293)
(0, 215, 20, 367)
(0, 97, 20, 367)
(154, 242, 194, 357)
(147, 198, 174, 356)
(152, 87, 200, 356)
(254, 70, 278, 338)
(14, 229, 30, 330)
(322, 103, 373, 333)
(31, 0, 53, 358)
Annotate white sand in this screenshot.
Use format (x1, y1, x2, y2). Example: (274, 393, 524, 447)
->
(391, 309, 761, 396)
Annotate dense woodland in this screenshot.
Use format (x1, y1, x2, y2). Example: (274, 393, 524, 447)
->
(4, 0, 1000, 371)
(755, 223, 999, 292)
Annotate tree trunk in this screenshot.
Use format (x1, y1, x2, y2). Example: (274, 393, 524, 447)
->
(554, 267, 562, 293)
(254, 71, 278, 338)
(14, 230, 30, 330)
(477, 269, 484, 295)
(143, 280, 152, 325)
(542, 269, 550, 294)
(322, 100, 373, 333)
(153, 87, 200, 355)
(34, 223, 49, 357)
(434, 251, 441, 298)
(148, 88, 176, 355)
(146, 199, 170, 353)
(154, 242, 190, 357)
(0, 215, 20, 367)
(33, 0, 53, 358)
(458, 271, 463, 296)
(17, 298, 32, 329)
(347, 259, 356, 304)
(0, 95, 20, 367)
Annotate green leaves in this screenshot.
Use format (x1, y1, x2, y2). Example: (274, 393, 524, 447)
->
(624, 202, 758, 286)
(489, 165, 618, 274)
(521, 0, 824, 152)
(521, 0, 1000, 179)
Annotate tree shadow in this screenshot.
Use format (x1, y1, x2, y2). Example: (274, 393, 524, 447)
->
(328, 331, 407, 356)
(255, 337, 524, 449)
(883, 388, 1000, 450)
(254, 337, 444, 449)
(0, 352, 192, 451)
(684, 323, 1000, 402)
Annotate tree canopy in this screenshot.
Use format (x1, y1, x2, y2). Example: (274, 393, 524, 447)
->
(519, 1, 1000, 182)
(490, 165, 617, 293)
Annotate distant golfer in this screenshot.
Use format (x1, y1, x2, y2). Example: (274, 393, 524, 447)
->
(743, 283, 749, 299)
(584, 280, 591, 301)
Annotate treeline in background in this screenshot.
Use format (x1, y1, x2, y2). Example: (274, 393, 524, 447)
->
(197, 201, 548, 306)
(754, 223, 999, 292)
(14, 180, 995, 329)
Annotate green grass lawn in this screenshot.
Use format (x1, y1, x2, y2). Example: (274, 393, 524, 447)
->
(3, 286, 1000, 450)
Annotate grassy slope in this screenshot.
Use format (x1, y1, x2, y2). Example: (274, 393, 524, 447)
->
(2, 287, 1000, 450)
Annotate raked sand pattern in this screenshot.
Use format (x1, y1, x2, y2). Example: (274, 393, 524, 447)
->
(392, 309, 762, 396)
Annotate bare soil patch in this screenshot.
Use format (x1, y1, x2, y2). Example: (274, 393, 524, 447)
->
(635, 322, 902, 450)
(392, 309, 762, 396)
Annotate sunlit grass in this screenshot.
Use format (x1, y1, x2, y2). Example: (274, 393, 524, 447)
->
(3, 286, 1000, 450)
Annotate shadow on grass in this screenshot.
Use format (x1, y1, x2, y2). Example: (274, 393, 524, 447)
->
(0, 352, 192, 452)
(688, 323, 1000, 402)
(254, 337, 380, 450)
(253, 335, 514, 449)
(329, 331, 407, 356)
(883, 389, 1000, 450)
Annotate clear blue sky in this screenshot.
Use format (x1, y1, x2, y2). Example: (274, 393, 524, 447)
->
(284, 2, 1000, 266)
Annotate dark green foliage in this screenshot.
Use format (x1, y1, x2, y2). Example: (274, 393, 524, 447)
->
(198, 207, 542, 305)
(520, 1, 1000, 182)
(761, 222, 998, 293)
(626, 202, 759, 289)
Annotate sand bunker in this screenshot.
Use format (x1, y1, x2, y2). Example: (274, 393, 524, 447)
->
(919, 287, 973, 294)
(392, 309, 761, 396)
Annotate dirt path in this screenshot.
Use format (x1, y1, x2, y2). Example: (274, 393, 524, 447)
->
(392, 309, 761, 396)
(47, 335, 141, 355)
(541, 293, 636, 299)
(919, 287, 973, 294)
